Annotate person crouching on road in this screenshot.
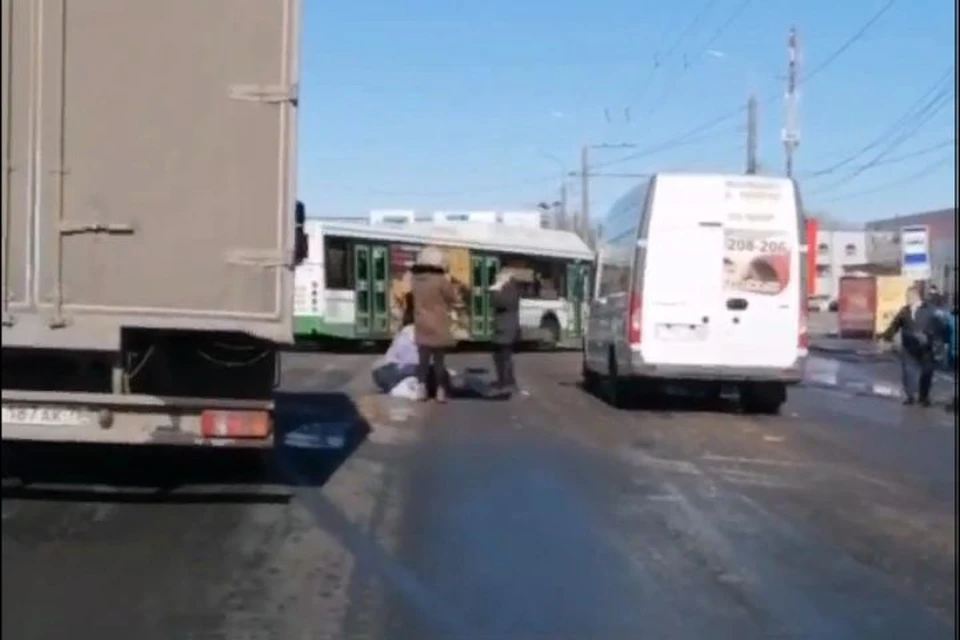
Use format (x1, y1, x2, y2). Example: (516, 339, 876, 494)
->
(411, 247, 459, 403)
(878, 284, 946, 407)
(490, 268, 521, 392)
(371, 294, 418, 393)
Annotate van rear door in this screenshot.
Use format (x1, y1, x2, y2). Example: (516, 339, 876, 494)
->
(717, 179, 800, 368)
(640, 176, 800, 371)
(640, 185, 728, 367)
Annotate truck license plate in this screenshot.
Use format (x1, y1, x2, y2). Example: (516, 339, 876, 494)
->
(1, 405, 93, 428)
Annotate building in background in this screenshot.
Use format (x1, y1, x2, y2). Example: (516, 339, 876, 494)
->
(865, 208, 956, 303)
(805, 218, 819, 298)
(812, 228, 869, 302)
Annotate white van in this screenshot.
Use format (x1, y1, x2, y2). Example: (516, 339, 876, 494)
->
(582, 173, 808, 413)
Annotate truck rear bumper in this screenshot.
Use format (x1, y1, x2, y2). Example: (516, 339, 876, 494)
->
(1, 390, 274, 447)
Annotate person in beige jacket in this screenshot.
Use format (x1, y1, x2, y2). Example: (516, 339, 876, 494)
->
(410, 246, 460, 402)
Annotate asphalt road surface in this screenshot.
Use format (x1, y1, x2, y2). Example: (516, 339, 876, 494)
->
(2, 351, 955, 640)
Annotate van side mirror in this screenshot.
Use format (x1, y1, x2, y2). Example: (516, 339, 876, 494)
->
(294, 200, 308, 265)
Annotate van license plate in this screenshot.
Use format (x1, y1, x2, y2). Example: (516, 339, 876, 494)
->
(1, 405, 93, 428)
(656, 324, 707, 341)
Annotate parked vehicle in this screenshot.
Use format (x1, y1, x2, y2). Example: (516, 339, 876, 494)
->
(583, 173, 808, 414)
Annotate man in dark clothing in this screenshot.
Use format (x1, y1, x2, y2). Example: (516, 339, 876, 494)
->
(879, 285, 946, 406)
(490, 269, 521, 392)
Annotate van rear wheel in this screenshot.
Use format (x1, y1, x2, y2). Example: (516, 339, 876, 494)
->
(582, 357, 599, 392)
(739, 382, 786, 415)
(605, 352, 631, 409)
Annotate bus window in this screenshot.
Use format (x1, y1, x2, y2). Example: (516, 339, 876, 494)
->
(373, 247, 387, 282)
(513, 258, 565, 300)
(486, 261, 498, 288)
(325, 236, 352, 289)
(356, 247, 369, 282)
(472, 259, 485, 290)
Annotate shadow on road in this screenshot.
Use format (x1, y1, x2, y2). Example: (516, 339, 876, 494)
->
(561, 380, 742, 415)
(291, 336, 579, 355)
(1, 391, 370, 505)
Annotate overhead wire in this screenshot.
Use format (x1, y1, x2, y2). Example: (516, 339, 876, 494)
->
(799, 0, 897, 85)
(633, 0, 724, 107)
(812, 151, 953, 204)
(586, 0, 912, 208)
(351, 0, 902, 199)
(802, 66, 955, 178)
(804, 138, 954, 192)
(600, 0, 900, 170)
(809, 86, 954, 194)
(644, 0, 755, 119)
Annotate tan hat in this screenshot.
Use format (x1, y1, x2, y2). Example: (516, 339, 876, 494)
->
(415, 246, 447, 269)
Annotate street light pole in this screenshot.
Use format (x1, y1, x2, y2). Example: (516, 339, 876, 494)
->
(559, 181, 568, 228)
(534, 149, 569, 226)
(578, 142, 638, 239)
(580, 145, 590, 238)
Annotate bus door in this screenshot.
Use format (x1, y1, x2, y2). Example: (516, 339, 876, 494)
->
(566, 262, 591, 338)
(469, 254, 500, 339)
(354, 244, 390, 338)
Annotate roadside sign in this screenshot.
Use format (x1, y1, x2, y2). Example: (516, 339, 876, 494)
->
(899, 224, 931, 280)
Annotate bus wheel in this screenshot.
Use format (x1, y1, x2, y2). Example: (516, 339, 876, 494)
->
(539, 314, 561, 350)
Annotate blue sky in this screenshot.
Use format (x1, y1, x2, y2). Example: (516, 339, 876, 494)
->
(297, 0, 956, 226)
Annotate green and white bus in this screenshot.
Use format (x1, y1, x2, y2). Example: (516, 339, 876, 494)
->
(294, 219, 595, 347)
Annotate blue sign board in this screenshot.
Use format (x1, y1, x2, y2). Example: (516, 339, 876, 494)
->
(899, 225, 931, 280)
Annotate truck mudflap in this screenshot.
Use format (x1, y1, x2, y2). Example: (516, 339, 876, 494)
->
(1, 390, 274, 447)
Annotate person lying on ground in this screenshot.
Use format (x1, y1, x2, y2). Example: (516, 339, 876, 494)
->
(372, 298, 419, 393)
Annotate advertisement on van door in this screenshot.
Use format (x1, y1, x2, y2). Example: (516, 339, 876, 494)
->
(723, 229, 792, 296)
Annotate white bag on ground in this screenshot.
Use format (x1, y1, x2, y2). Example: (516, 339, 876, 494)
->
(389, 376, 420, 400)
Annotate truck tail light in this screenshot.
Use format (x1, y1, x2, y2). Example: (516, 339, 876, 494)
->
(201, 410, 271, 439)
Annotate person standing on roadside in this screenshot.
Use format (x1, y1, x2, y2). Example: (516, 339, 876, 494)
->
(490, 268, 521, 392)
(878, 284, 946, 407)
(410, 247, 459, 403)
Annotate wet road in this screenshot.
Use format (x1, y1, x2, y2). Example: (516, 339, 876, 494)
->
(2, 351, 955, 639)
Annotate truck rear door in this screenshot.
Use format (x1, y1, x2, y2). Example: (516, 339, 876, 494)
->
(5, 0, 300, 342)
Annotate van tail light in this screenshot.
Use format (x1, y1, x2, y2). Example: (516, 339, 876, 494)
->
(798, 305, 809, 349)
(628, 293, 643, 344)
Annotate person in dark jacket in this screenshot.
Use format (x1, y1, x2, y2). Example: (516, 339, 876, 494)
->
(879, 284, 946, 406)
(489, 268, 521, 391)
(410, 246, 460, 403)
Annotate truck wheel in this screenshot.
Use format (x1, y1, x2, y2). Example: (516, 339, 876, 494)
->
(740, 382, 786, 415)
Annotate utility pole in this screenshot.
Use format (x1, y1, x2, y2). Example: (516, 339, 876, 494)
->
(746, 94, 758, 174)
(579, 145, 590, 238)
(782, 26, 800, 178)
